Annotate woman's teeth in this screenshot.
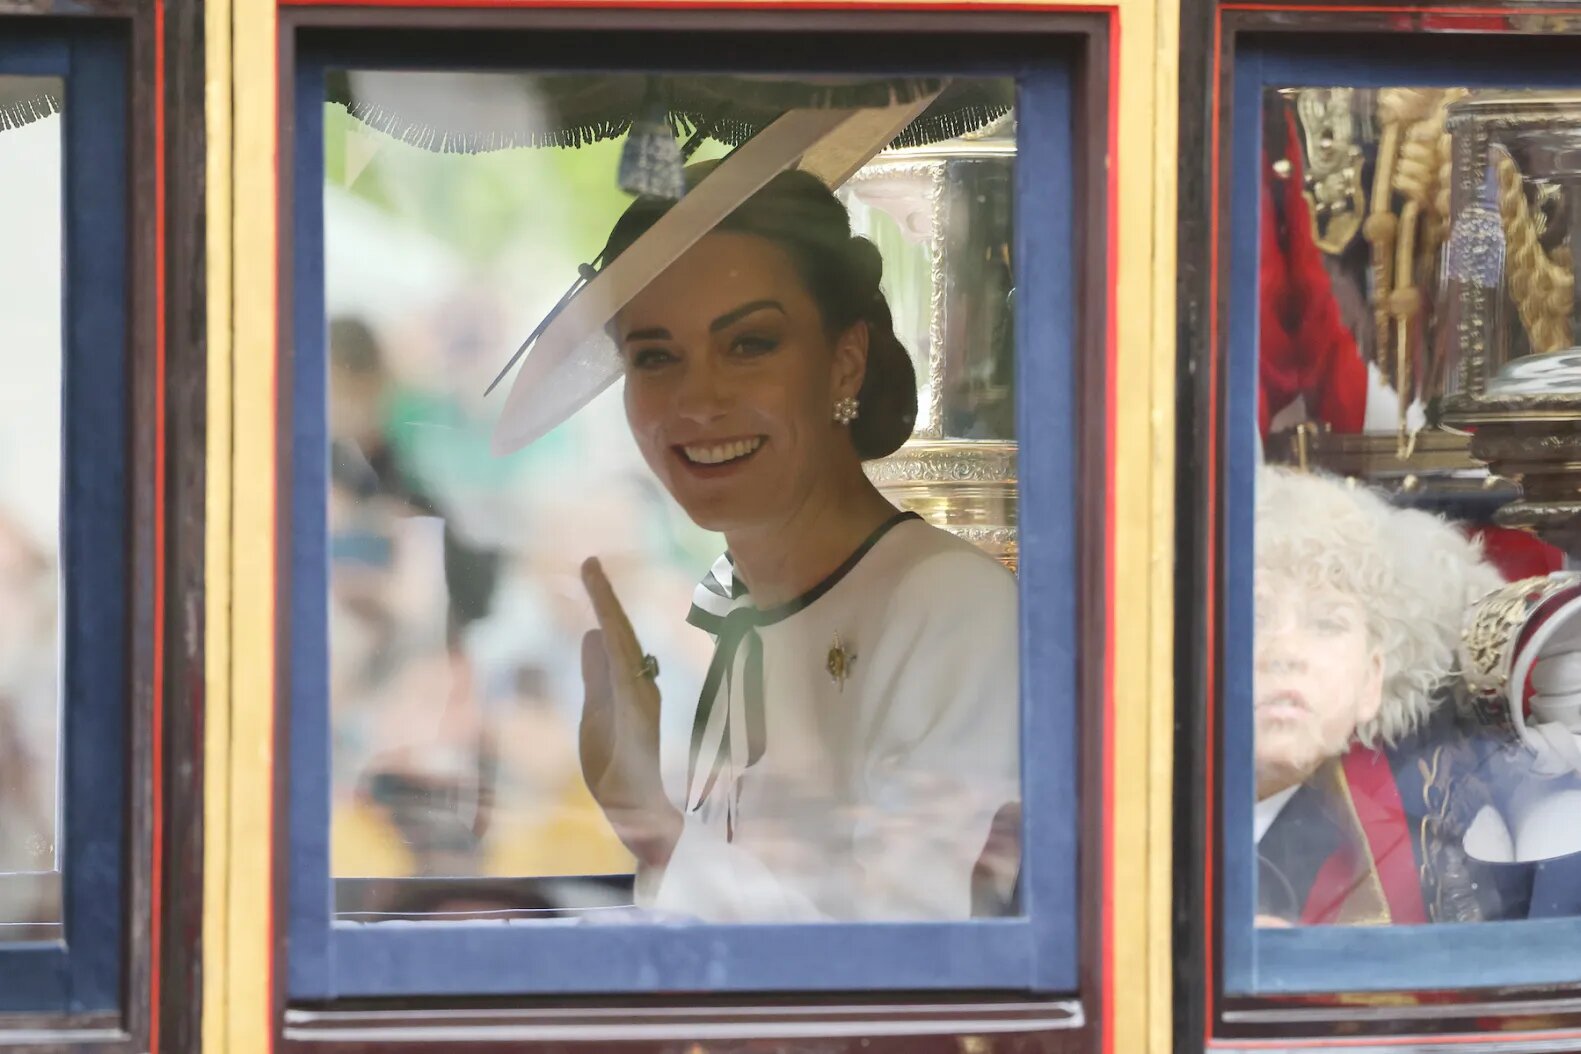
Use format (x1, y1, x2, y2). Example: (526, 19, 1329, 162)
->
(682, 437, 764, 465)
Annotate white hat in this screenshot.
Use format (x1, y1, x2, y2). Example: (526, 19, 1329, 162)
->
(488, 94, 938, 457)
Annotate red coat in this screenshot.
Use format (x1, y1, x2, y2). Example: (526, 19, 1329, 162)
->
(1259, 111, 1368, 439)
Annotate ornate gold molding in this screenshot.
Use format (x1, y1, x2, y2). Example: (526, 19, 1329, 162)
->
(867, 440, 1017, 571)
(864, 440, 1018, 485)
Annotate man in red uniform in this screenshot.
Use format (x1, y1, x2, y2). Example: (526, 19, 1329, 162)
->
(1260, 109, 1368, 441)
(1253, 468, 1513, 925)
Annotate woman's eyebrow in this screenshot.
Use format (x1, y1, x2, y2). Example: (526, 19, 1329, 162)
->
(622, 301, 783, 343)
(622, 325, 672, 343)
(709, 299, 784, 333)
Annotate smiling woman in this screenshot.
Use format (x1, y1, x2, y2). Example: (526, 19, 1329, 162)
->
(608, 171, 913, 533)
(565, 167, 1021, 920)
(320, 71, 1025, 929)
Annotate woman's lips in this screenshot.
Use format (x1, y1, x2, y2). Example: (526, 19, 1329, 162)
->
(671, 436, 767, 477)
(679, 435, 765, 465)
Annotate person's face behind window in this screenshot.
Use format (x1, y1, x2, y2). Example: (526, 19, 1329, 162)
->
(616, 231, 863, 534)
(1253, 572, 1384, 798)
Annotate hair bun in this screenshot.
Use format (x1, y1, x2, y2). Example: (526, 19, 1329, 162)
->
(847, 237, 916, 462)
(846, 236, 885, 296)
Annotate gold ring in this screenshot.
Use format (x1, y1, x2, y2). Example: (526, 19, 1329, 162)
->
(635, 654, 660, 681)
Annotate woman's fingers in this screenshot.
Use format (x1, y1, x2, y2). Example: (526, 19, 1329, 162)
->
(579, 629, 614, 788)
(581, 556, 644, 668)
(581, 626, 663, 819)
(582, 556, 663, 727)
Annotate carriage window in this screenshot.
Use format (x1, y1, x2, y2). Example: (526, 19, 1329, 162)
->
(1233, 76, 1581, 997)
(288, 35, 1082, 1000)
(0, 73, 63, 945)
(321, 71, 1023, 926)
(0, 28, 131, 1017)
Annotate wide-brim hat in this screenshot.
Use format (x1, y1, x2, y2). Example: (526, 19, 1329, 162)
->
(488, 93, 940, 457)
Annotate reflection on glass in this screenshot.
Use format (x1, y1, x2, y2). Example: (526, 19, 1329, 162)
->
(1253, 468, 1581, 928)
(1258, 85, 1508, 520)
(1252, 85, 1581, 931)
(1252, 84, 1581, 929)
(0, 75, 64, 941)
(840, 117, 1016, 441)
(1438, 91, 1581, 548)
(1440, 91, 1581, 393)
(1256, 86, 1581, 507)
(1253, 468, 1498, 926)
(840, 118, 1019, 570)
(325, 72, 1022, 924)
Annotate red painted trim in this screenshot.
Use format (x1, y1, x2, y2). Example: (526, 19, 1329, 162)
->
(1099, 14, 1119, 1050)
(151, 1, 167, 1049)
(1221, 2, 1550, 11)
(1202, 7, 1223, 1040)
(1221, 1028, 1581, 1050)
(276, 0, 1116, 9)
(276, 0, 1116, 8)
(269, 15, 282, 1053)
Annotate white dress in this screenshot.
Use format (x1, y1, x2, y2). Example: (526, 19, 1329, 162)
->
(639, 512, 1021, 922)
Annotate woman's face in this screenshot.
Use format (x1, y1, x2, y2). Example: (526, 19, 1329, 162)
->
(615, 231, 865, 533)
(1252, 572, 1384, 796)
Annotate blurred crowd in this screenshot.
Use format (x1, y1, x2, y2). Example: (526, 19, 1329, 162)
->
(0, 510, 59, 929)
(321, 118, 722, 903)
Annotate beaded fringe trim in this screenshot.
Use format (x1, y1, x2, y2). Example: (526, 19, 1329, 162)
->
(331, 76, 1008, 156)
(0, 93, 63, 132)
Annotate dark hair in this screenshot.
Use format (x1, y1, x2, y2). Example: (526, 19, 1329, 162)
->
(601, 166, 918, 461)
(329, 316, 384, 377)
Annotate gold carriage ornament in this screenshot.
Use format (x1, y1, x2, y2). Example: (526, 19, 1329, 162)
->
(1267, 87, 1506, 493)
(844, 118, 1020, 572)
(1295, 87, 1367, 257)
(1457, 572, 1581, 864)
(1440, 91, 1581, 555)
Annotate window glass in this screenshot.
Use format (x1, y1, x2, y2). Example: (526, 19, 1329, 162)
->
(0, 74, 63, 943)
(323, 72, 1023, 925)
(1253, 85, 1581, 929)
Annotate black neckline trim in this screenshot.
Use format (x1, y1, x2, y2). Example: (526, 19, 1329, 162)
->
(744, 510, 920, 627)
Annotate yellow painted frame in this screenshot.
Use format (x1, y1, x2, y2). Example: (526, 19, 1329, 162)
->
(203, 2, 1178, 1048)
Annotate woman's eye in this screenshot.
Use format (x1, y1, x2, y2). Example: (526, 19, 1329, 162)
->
(731, 334, 780, 356)
(630, 347, 676, 369)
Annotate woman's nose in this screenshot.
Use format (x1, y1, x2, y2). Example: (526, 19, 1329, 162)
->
(674, 360, 732, 422)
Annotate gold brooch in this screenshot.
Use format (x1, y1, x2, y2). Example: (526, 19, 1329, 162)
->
(826, 633, 856, 691)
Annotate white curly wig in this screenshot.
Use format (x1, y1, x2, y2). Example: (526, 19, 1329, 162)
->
(1255, 467, 1504, 748)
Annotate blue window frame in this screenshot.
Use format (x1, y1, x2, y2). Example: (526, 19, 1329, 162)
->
(1224, 34, 1581, 997)
(287, 37, 1082, 1000)
(0, 24, 130, 1015)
